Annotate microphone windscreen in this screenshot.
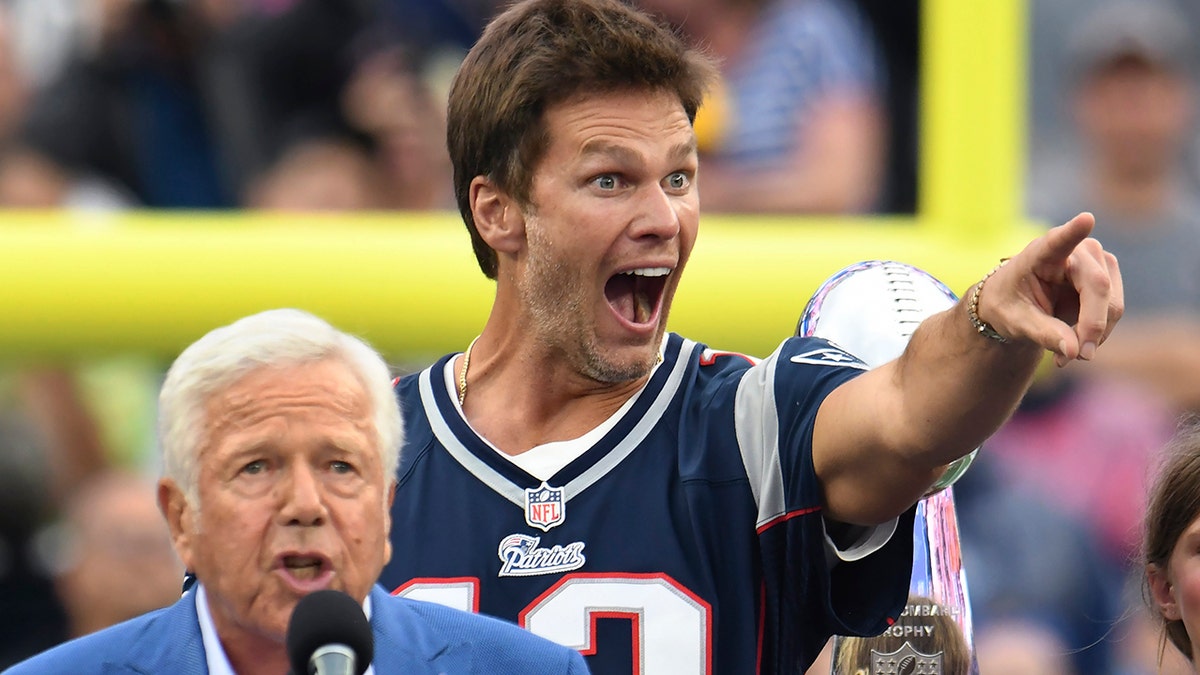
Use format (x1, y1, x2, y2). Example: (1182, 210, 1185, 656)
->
(286, 590, 374, 675)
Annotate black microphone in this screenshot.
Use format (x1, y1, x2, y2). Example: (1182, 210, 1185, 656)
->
(286, 590, 374, 675)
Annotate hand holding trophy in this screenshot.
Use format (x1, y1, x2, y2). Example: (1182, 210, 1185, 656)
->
(799, 261, 978, 675)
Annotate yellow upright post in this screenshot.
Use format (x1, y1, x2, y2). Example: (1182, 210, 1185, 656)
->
(920, 0, 1030, 242)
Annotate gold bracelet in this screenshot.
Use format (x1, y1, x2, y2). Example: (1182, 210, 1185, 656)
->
(967, 258, 1009, 343)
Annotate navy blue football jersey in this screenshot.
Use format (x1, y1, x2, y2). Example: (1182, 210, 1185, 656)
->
(379, 333, 915, 674)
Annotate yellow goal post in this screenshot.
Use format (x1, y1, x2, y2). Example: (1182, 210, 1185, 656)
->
(0, 0, 1042, 364)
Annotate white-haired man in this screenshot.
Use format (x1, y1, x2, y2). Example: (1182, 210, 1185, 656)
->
(4, 309, 588, 675)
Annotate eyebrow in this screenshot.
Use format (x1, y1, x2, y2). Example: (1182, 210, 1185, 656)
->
(578, 139, 698, 165)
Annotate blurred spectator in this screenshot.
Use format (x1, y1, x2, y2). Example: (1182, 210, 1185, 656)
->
(205, 0, 376, 200)
(0, 408, 68, 668)
(373, 0, 507, 111)
(0, 1, 134, 208)
(11, 0, 243, 208)
(5, 0, 397, 209)
(0, 370, 179, 667)
(982, 370, 1177, 567)
(41, 470, 182, 639)
(245, 44, 454, 212)
(0, 0, 456, 211)
(974, 619, 1077, 675)
(853, 0, 918, 214)
(1111, 577, 1193, 675)
(13, 370, 111, 506)
(379, 0, 500, 59)
(196, 0, 454, 210)
(956, 440, 1122, 674)
(1029, 0, 1200, 315)
(958, 358, 1179, 674)
(0, 5, 29, 142)
(0, 145, 135, 209)
(639, 0, 887, 213)
(340, 46, 454, 210)
(1027, 0, 1200, 176)
(248, 132, 384, 211)
(1026, 0, 1200, 413)
(1137, 421, 1200, 675)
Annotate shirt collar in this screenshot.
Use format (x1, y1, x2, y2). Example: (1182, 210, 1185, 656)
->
(195, 583, 375, 675)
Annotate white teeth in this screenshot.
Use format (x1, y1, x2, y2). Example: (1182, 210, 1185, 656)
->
(621, 267, 671, 277)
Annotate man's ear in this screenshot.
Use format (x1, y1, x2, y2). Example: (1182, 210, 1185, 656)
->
(469, 176, 525, 256)
(1148, 563, 1182, 621)
(159, 479, 196, 572)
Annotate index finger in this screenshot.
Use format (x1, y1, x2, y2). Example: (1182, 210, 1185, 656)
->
(1037, 212, 1096, 268)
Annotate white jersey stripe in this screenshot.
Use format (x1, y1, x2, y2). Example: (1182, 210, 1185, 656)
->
(418, 339, 699, 507)
(419, 365, 528, 507)
(733, 341, 789, 529)
(566, 339, 698, 495)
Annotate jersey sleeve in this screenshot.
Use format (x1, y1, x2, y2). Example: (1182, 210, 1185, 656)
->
(732, 336, 914, 668)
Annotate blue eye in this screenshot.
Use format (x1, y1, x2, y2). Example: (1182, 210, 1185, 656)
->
(666, 172, 689, 190)
(241, 460, 267, 475)
(593, 175, 618, 190)
(331, 461, 353, 474)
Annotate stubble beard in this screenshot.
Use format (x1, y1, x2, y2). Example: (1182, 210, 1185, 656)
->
(521, 231, 660, 385)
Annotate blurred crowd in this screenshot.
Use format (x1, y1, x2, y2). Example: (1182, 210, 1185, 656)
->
(0, 0, 457, 211)
(0, 0, 911, 214)
(1, 0, 1199, 674)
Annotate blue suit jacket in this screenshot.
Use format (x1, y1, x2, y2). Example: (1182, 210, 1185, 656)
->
(3, 585, 588, 674)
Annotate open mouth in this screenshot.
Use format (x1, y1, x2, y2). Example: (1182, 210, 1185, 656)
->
(280, 554, 330, 582)
(604, 267, 670, 326)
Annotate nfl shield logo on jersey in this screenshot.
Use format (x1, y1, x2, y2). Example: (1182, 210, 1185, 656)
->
(869, 642, 943, 674)
(524, 482, 565, 531)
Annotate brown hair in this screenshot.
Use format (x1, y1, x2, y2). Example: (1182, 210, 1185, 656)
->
(447, 0, 718, 278)
(1143, 419, 1200, 661)
(834, 594, 972, 675)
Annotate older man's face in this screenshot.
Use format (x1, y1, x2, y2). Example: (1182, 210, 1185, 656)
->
(160, 358, 393, 643)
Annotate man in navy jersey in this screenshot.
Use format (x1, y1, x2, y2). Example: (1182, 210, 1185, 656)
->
(378, 1, 1124, 672)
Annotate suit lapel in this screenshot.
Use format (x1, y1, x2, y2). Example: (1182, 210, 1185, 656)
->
(368, 586, 475, 674)
(125, 591, 207, 674)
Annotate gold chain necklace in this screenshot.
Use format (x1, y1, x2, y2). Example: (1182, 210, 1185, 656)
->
(458, 336, 663, 405)
(458, 336, 480, 405)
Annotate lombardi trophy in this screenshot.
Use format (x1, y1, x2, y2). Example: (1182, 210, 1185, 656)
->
(798, 261, 979, 675)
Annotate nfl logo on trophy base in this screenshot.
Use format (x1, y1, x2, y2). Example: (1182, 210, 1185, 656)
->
(870, 642, 943, 675)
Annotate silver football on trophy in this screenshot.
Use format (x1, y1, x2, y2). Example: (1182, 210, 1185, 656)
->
(797, 260, 976, 494)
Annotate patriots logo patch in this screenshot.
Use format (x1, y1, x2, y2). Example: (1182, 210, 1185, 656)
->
(497, 534, 586, 577)
(790, 347, 868, 369)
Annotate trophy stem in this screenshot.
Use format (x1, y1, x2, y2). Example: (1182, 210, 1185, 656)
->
(830, 486, 980, 675)
(911, 487, 979, 674)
